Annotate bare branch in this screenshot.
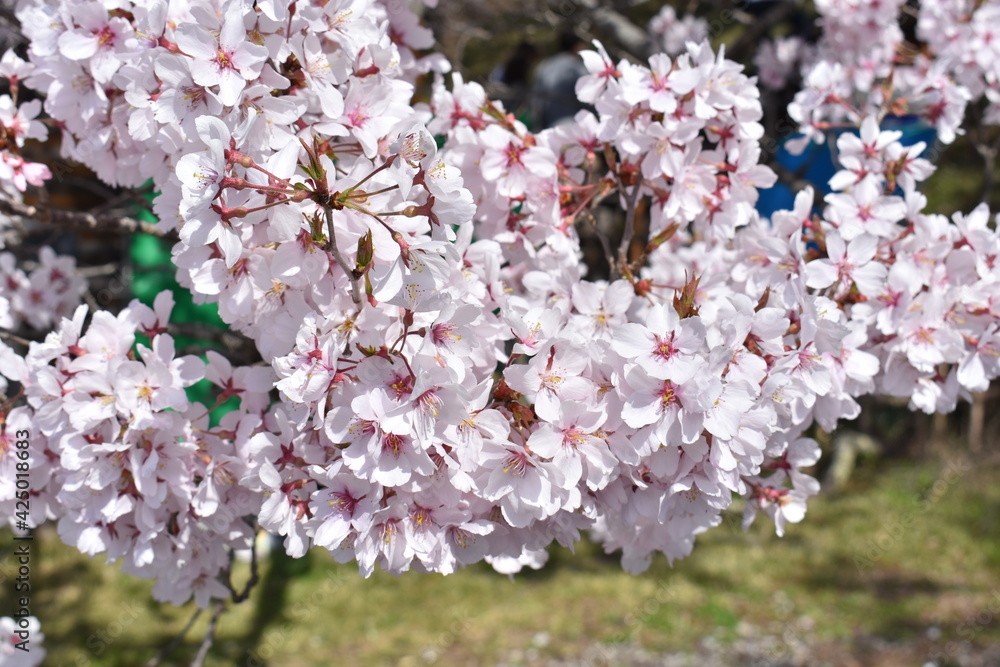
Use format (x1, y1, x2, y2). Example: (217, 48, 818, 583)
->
(224, 537, 260, 604)
(0, 4, 22, 38)
(324, 204, 363, 305)
(168, 322, 261, 366)
(168, 321, 250, 346)
(191, 600, 226, 667)
(145, 607, 203, 667)
(573, 0, 653, 59)
(583, 208, 615, 272)
(727, 2, 800, 63)
(615, 179, 642, 280)
(76, 262, 128, 278)
(0, 196, 177, 240)
(0, 330, 32, 347)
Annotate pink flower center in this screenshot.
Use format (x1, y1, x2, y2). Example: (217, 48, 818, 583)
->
(878, 288, 901, 308)
(417, 390, 442, 417)
(432, 322, 460, 346)
(388, 374, 413, 400)
(652, 334, 678, 362)
(501, 450, 530, 477)
(348, 106, 369, 128)
(913, 327, 936, 346)
(97, 25, 115, 47)
(328, 491, 357, 516)
(451, 526, 477, 548)
(214, 47, 236, 71)
(504, 143, 525, 168)
(382, 433, 405, 456)
(348, 418, 377, 440)
(183, 85, 207, 109)
(410, 506, 433, 532)
(657, 380, 681, 409)
(562, 426, 588, 447)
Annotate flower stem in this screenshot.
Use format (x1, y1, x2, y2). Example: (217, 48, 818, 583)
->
(325, 204, 363, 305)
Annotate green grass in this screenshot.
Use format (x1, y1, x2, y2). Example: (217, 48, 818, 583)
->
(3, 456, 1000, 666)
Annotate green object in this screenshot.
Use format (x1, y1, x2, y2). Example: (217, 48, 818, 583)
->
(131, 186, 238, 425)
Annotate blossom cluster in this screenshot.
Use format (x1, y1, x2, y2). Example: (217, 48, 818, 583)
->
(0, 0, 996, 609)
(1, 291, 265, 607)
(768, 0, 995, 150)
(0, 246, 85, 332)
(0, 616, 44, 667)
(0, 49, 49, 198)
(647, 5, 709, 57)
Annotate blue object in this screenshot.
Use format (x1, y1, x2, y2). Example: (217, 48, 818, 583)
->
(756, 115, 938, 219)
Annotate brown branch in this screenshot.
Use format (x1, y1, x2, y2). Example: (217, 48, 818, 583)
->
(224, 539, 260, 604)
(584, 208, 615, 272)
(0, 196, 177, 240)
(0, 330, 32, 347)
(0, 5, 21, 33)
(145, 607, 203, 667)
(191, 600, 226, 667)
(324, 204, 363, 305)
(973, 131, 999, 205)
(168, 321, 260, 366)
(727, 2, 800, 63)
(615, 180, 643, 280)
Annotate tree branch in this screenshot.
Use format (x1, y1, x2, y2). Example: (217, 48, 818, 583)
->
(0, 196, 177, 240)
(616, 180, 642, 280)
(145, 607, 203, 667)
(324, 204, 363, 305)
(573, 0, 653, 59)
(224, 538, 260, 604)
(169, 322, 261, 367)
(191, 600, 226, 667)
(727, 2, 800, 63)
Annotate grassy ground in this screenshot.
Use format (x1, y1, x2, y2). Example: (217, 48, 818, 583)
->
(3, 451, 1000, 666)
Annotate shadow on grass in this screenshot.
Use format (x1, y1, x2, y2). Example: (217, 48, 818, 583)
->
(237, 545, 314, 664)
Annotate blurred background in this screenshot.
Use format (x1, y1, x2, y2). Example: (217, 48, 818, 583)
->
(2, 1, 1000, 665)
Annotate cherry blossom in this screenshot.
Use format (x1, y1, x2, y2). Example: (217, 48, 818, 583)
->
(0, 616, 45, 666)
(1, 0, 999, 611)
(173, 2, 268, 107)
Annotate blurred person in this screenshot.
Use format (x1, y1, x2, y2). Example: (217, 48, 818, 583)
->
(489, 40, 540, 118)
(531, 30, 589, 130)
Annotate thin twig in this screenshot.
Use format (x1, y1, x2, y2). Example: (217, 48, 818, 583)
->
(972, 122, 1000, 205)
(0, 196, 176, 239)
(168, 321, 252, 348)
(615, 180, 643, 280)
(168, 322, 260, 366)
(145, 608, 203, 667)
(191, 600, 226, 667)
(0, 330, 32, 346)
(583, 208, 615, 271)
(727, 2, 800, 62)
(87, 188, 154, 216)
(82, 289, 100, 313)
(324, 204, 363, 305)
(225, 537, 259, 604)
(76, 262, 127, 278)
(0, 5, 20, 27)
